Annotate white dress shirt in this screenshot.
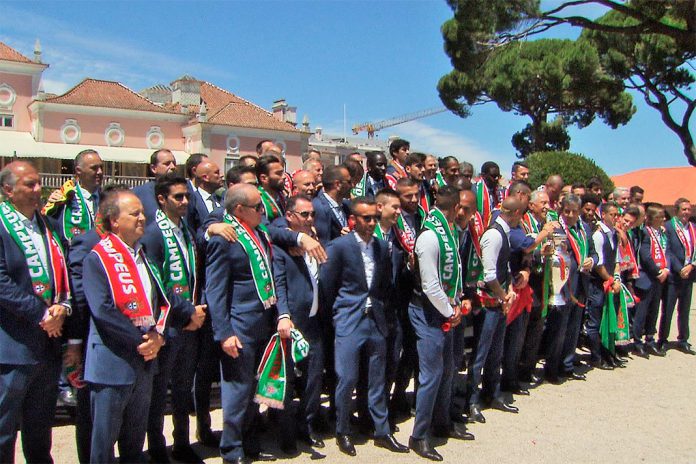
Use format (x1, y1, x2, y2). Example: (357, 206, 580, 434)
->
(78, 184, 97, 220)
(354, 232, 375, 309)
(323, 191, 347, 228)
(128, 243, 156, 322)
(197, 187, 218, 213)
(592, 222, 616, 267)
(415, 229, 455, 318)
(304, 254, 320, 317)
(17, 211, 48, 273)
(480, 216, 511, 283)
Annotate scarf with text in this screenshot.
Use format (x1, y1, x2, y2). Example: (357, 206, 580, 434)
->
(258, 186, 282, 221)
(475, 180, 499, 227)
(435, 171, 447, 187)
(255, 329, 310, 409)
(389, 160, 406, 179)
(154, 210, 196, 301)
(92, 233, 171, 334)
(465, 211, 484, 287)
(0, 201, 70, 306)
(43, 180, 94, 241)
(672, 217, 696, 264)
(560, 217, 589, 264)
(223, 213, 276, 308)
(395, 213, 416, 254)
(617, 227, 639, 279)
(422, 207, 461, 301)
(646, 226, 668, 271)
(600, 281, 634, 353)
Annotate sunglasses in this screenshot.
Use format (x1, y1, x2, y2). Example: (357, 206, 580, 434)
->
(171, 192, 190, 201)
(291, 210, 316, 219)
(244, 202, 264, 212)
(355, 214, 378, 222)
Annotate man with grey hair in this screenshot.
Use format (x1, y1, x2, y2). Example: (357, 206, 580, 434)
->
(206, 183, 293, 463)
(303, 158, 324, 190)
(304, 149, 322, 163)
(613, 187, 630, 212)
(0, 161, 71, 463)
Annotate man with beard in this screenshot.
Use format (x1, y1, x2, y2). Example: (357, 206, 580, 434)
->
(256, 155, 287, 222)
(313, 164, 352, 245)
(134, 149, 178, 224)
(436, 156, 461, 187)
(188, 160, 224, 233)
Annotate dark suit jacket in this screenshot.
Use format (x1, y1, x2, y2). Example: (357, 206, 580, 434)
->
(133, 180, 159, 225)
(319, 232, 391, 337)
(206, 232, 286, 345)
(665, 219, 696, 283)
(45, 186, 100, 246)
(312, 193, 350, 245)
(272, 245, 319, 337)
(199, 206, 299, 250)
(186, 188, 223, 237)
(66, 229, 101, 342)
(636, 227, 670, 290)
(83, 242, 193, 386)
(0, 213, 61, 365)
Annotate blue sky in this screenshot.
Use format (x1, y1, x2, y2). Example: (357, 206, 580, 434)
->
(0, 0, 693, 175)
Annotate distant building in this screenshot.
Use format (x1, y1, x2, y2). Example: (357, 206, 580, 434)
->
(0, 40, 308, 184)
(612, 166, 696, 207)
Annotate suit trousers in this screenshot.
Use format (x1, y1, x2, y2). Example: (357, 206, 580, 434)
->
(334, 314, 390, 437)
(561, 303, 585, 374)
(89, 367, 154, 463)
(409, 303, 453, 440)
(518, 304, 545, 380)
(501, 310, 529, 390)
(195, 321, 222, 434)
(659, 279, 693, 343)
(633, 282, 664, 344)
(468, 307, 506, 405)
(0, 357, 61, 464)
(75, 381, 92, 464)
(543, 305, 570, 378)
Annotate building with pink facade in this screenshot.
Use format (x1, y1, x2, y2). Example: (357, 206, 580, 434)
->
(0, 40, 309, 185)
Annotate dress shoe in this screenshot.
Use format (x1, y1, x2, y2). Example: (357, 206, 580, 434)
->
(647, 342, 666, 357)
(519, 373, 541, 385)
(633, 344, 649, 359)
(58, 389, 77, 407)
(223, 458, 251, 464)
(247, 452, 277, 462)
(432, 423, 475, 441)
(301, 432, 325, 448)
(468, 404, 486, 423)
(544, 374, 563, 385)
(678, 342, 696, 355)
(149, 448, 170, 463)
(609, 355, 627, 367)
(490, 399, 519, 413)
(562, 371, 586, 381)
(511, 387, 530, 395)
(171, 445, 204, 464)
(374, 434, 409, 453)
(590, 359, 614, 370)
(408, 437, 443, 461)
(336, 435, 356, 456)
(196, 428, 222, 447)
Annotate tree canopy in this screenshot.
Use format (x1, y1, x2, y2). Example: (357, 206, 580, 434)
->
(526, 150, 615, 192)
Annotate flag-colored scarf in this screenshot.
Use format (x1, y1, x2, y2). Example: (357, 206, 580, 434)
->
(154, 210, 196, 301)
(646, 226, 668, 271)
(258, 186, 282, 221)
(600, 281, 634, 353)
(422, 207, 461, 301)
(255, 329, 310, 409)
(0, 201, 70, 306)
(223, 213, 276, 308)
(389, 160, 406, 179)
(42, 180, 93, 241)
(91, 233, 171, 334)
(672, 217, 696, 264)
(395, 213, 416, 254)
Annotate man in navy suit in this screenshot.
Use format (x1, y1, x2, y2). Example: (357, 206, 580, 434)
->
(206, 183, 293, 464)
(320, 197, 408, 457)
(312, 164, 352, 245)
(187, 159, 224, 234)
(133, 149, 178, 224)
(83, 190, 195, 463)
(272, 194, 325, 453)
(256, 154, 287, 222)
(659, 198, 696, 354)
(0, 161, 71, 463)
(141, 174, 207, 463)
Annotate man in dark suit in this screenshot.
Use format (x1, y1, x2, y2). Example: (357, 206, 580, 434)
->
(0, 161, 71, 463)
(312, 164, 352, 245)
(659, 198, 696, 354)
(206, 183, 293, 464)
(133, 149, 178, 224)
(320, 197, 408, 457)
(256, 154, 287, 222)
(187, 159, 224, 234)
(272, 194, 325, 453)
(352, 151, 390, 199)
(140, 174, 207, 463)
(408, 186, 475, 461)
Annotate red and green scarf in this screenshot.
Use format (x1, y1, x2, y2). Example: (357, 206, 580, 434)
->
(646, 226, 668, 271)
(561, 217, 589, 264)
(92, 233, 171, 334)
(466, 211, 484, 287)
(255, 328, 310, 409)
(395, 213, 416, 254)
(42, 179, 93, 241)
(351, 173, 369, 198)
(600, 281, 634, 353)
(154, 210, 196, 301)
(223, 213, 276, 308)
(476, 180, 500, 227)
(417, 184, 431, 222)
(422, 207, 461, 301)
(435, 171, 447, 187)
(672, 217, 696, 264)
(258, 186, 282, 221)
(389, 160, 406, 179)
(0, 201, 70, 306)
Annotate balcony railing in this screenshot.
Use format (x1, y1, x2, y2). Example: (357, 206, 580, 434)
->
(40, 173, 151, 189)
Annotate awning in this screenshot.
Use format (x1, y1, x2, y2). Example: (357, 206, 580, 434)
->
(0, 131, 189, 164)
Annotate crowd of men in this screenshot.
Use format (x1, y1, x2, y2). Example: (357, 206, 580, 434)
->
(0, 138, 693, 464)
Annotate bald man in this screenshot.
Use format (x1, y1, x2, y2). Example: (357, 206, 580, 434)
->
(188, 160, 224, 233)
(0, 161, 71, 463)
(544, 175, 564, 212)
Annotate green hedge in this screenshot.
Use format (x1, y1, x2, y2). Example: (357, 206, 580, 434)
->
(526, 151, 614, 193)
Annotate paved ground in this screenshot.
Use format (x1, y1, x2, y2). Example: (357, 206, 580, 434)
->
(15, 312, 696, 463)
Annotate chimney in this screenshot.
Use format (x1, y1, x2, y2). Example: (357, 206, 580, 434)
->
(197, 102, 207, 122)
(315, 127, 323, 141)
(272, 99, 287, 122)
(33, 39, 42, 64)
(171, 75, 201, 111)
(302, 115, 310, 132)
(139, 84, 172, 106)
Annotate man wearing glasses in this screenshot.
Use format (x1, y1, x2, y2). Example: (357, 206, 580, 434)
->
(320, 197, 409, 457)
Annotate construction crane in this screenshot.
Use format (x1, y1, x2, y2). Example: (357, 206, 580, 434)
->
(352, 106, 448, 138)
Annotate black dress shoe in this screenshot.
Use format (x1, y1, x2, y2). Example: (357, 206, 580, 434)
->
(432, 423, 475, 441)
(148, 448, 170, 463)
(490, 399, 519, 413)
(374, 434, 409, 453)
(468, 404, 486, 423)
(223, 458, 251, 464)
(610, 355, 628, 367)
(591, 359, 614, 369)
(562, 372, 586, 381)
(633, 344, 649, 359)
(678, 342, 696, 355)
(544, 374, 563, 385)
(171, 445, 204, 464)
(512, 387, 530, 395)
(247, 452, 277, 462)
(408, 437, 443, 461)
(301, 432, 325, 448)
(196, 428, 222, 447)
(336, 435, 356, 456)
(647, 343, 666, 357)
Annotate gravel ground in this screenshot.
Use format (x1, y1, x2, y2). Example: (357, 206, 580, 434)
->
(15, 310, 696, 464)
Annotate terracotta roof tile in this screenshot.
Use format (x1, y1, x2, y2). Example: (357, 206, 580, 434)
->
(43, 78, 173, 113)
(612, 167, 696, 205)
(0, 42, 33, 63)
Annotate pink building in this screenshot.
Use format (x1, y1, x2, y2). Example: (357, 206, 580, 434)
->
(0, 41, 308, 184)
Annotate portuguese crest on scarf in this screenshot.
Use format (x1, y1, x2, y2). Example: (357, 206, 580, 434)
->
(0, 201, 70, 306)
(223, 212, 277, 308)
(422, 207, 461, 300)
(91, 233, 171, 334)
(395, 213, 416, 254)
(155, 209, 196, 301)
(254, 329, 309, 409)
(646, 226, 668, 270)
(672, 217, 696, 264)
